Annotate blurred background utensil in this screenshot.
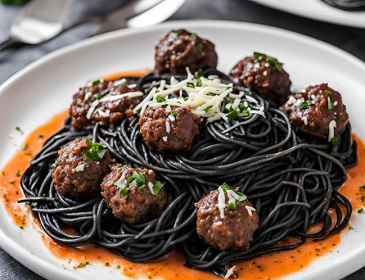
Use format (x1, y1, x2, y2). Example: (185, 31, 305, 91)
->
(0, 0, 186, 52)
(0, 0, 73, 51)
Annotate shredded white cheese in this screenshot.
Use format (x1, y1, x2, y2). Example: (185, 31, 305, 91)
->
(333, 101, 338, 106)
(224, 265, 236, 279)
(98, 109, 110, 117)
(218, 187, 226, 219)
(86, 100, 100, 119)
(84, 91, 92, 100)
(148, 182, 154, 195)
(133, 67, 263, 122)
(245, 205, 256, 216)
(168, 114, 176, 122)
(113, 78, 127, 86)
(166, 121, 171, 133)
(328, 120, 337, 141)
(286, 95, 297, 105)
(162, 136, 168, 142)
(263, 70, 267, 76)
(301, 116, 308, 125)
(127, 84, 137, 88)
(100, 91, 143, 102)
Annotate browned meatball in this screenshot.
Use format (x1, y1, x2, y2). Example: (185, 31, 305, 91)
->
(155, 29, 218, 75)
(100, 164, 167, 224)
(195, 188, 259, 251)
(230, 53, 291, 104)
(51, 138, 114, 200)
(70, 79, 143, 129)
(139, 106, 201, 153)
(284, 83, 349, 139)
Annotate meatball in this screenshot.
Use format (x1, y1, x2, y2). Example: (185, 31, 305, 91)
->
(230, 52, 291, 104)
(195, 187, 259, 251)
(139, 106, 201, 153)
(70, 79, 143, 129)
(155, 29, 218, 75)
(100, 164, 167, 224)
(284, 83, 349, 139)
(51, 138, 114, 200)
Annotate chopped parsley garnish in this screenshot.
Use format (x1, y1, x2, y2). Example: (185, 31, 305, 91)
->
(325, 90, 332, 95)
(183, 97, 188, 101)
(301, 101, 313, 109)
(157, 96, 166, 103)
(120, 187, 129, 196)
(253, 59, 259, 64)
(123, 81, 128, 87)
(78, 262, 89, 267)
(253, 51, 283, 72)
(50, 159, 58, 169)
(171, 111, 177, 117)
(187, 82, 195, 88)
(92, 79, 100, 86)
(197, 44, 205, 50)
(358, 208, 363, 213)
(328, 97, 333, 109)
(195, 78, 202, 87)
(19, 226, 24, 230)
(334, 114, 339, 120)
(194, 69, 203, 79)
(22, 144, 28, 151)
(190, 33, 197, 38)
(25, 201, 37, 208)
(220, 182, 234, 191)
(239, 105, 250, 116)
(229, 202, 237, 210)
(93, 93, 104, 100)
(205, 106, 213, 113)
(227, 108, 238, 120)
(174, 31, 180, 37)
(152, 181, 163, 196)
(136, 108, 142, 113)
(84, 140, 107, 161)
(331, 137, 338, 147)
(15, 126, 21, 131)
(38, 134, 44, 138)
(127, 171, 146, 190)
(16, 170, 21, 177)
(236, 192, 247, 202)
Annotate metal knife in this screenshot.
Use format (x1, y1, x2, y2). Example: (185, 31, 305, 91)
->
(90, 0, 186, 37)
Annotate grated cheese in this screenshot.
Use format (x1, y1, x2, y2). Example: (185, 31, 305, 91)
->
(328, 120, 337, 142)
(113, 78, 127, 86)
(166, 121, 171, 133)
(245, 205, 256, 216)
(98, 109, 110, 117)
(86, 100, 100, 119)
(301, 116, 308, 125)
(148, 182, 154, 195)
(162, 136, 168, 142)
(84, 91, 92, 100)
(224, 265, 236, 279)
(218, 187, 226, 219)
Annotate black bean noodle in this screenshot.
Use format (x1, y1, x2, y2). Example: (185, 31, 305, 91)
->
(321, 0, 365, 11)
(19, 70, 357, 278)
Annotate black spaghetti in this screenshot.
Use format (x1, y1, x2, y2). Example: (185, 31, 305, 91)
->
(19, 70, 356, 278)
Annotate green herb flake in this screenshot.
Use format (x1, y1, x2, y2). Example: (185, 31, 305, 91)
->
(2, 171, 5, 176)
(22, 144, 28, 151)
(358, 208, 363, 213)
(127, 171, 146, 189)
(331, 137, 338, 147)
(38, 134, 44, 138)
(195, 78, 202, 87)
(237, 193, 247, 202)
(16, 170, 21, 177)
(19, 226, 24, 230)
(123, 81, 128, 87)
(84, 140, 107, 161)
(75, 164, 85, 172)
(105, 262, 110, 266)
(15, 126, 21, 132)
(92, 79, 100, 86)
(93, 93, 103, 100)
(78, 262, 89, 268)
(174, 31, 180, 37)
(183, 97, 188, 101)
(315, 248, 320, 251)
(117, 265, 121, 269)
(254, 52, 266, 58)
(156, 96, 166, 103)
(136, 108, 142, 113)
(334, 114, 339, 120)
(226, 109, 238, 120)
(328, 97, 333, 110)
(325, 90, 332, 95)
(187, 82, 195, 88)
(257, 265, 264, 271)
(197, 44, 205, 50)
(204, 106, 213, 113)
(152, 181, 163, 195)
(349, 226, 354, 230)
(229, 202, 237, 211)
(171, 111, 177, 117)
(51, 159, 58, 169)
(120, 187, 129, 196)
(9, 180, 15, 185)
(190, 33, 197, 38)
(219, 182, 234, 191)
(301, 101, 313, 109)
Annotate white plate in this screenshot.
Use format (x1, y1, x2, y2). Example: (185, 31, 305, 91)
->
(1, 20, 365, 280)
(248, 0, 365, 29)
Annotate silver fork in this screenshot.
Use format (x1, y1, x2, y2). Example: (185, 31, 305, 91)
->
(0, 0, 73, 51)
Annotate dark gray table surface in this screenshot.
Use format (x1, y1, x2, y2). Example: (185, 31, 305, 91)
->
(1, 0, 365, 279)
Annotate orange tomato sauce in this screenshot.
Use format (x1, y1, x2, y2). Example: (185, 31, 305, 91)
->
(1, 72, 365, 279)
